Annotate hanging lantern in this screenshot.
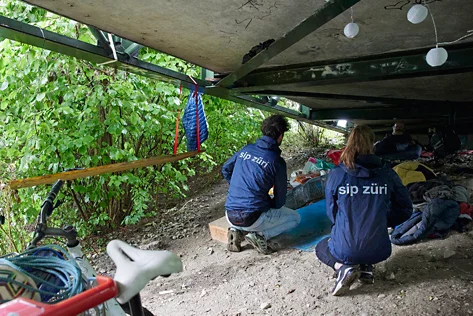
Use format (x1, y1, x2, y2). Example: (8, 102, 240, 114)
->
(426, 47, 448, 67)
(407, 4, 428, 24)
(344, 22, 359, 38)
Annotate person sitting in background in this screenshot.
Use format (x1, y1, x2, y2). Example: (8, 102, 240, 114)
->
(222, 115, 301, 255)
(315, 125, 412, 296)
(374, 121, 422, 160)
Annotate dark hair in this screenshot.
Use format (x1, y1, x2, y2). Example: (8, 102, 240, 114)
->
(261, 115, 290, 139)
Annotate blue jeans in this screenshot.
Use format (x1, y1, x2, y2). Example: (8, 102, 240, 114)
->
(226, 207, 301, 240)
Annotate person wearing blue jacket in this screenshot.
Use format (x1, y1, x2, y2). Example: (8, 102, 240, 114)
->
(222, 115, 300, 255)
(315, 125, 412, 296)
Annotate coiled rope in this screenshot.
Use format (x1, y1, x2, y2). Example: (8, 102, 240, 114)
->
(0, 245, 84, 304)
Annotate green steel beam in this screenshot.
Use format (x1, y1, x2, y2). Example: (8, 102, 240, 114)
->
(87, 26, 111, 53)
(371, 120, 473, 134)
(200, 68, 214, 81)
(231, 42, 473, 93)
(309, 106, 473, 121)
(0, 15, 346, 134)
(216, 0, 362, 88)
(124, 42, 142, 57)
(242, 90, 473, 108)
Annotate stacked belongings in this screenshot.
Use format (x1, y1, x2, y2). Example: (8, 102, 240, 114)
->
(282, 158, 334, 209)
(288, 157, 334, 188)
(392, 162, 437, 186)
(391, 173, 471, 245)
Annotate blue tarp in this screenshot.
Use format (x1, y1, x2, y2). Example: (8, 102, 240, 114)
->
(182, 90, 208, 151)
(272, 199, 332, 252)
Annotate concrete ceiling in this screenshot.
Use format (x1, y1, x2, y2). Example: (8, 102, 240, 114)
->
(25, 0, 473, 73)
(21, 0, 473, 132)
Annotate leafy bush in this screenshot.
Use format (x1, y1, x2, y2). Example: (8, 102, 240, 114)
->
(283, 121, 345, 150)
(0, 0, 261, 252)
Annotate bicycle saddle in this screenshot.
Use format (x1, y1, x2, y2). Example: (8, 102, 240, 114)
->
(107, 240, 183, 304)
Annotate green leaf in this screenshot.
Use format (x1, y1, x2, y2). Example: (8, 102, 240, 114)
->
(0, 81, 8, 91)
(36, 92, 46, 101)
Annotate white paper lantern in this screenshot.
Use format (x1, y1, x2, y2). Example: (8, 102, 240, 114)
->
(407, 4, 428, 24)
(426, 47, 448, 67)
(344, 22, 359, 38)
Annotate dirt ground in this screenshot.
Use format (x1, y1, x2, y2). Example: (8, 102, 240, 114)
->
(91, 178, 473, 316)
(89, 150, 473, 316)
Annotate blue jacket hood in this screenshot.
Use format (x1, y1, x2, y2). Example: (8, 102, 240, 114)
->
(256, 136, 281, 153)
(340, 154, 384, 178)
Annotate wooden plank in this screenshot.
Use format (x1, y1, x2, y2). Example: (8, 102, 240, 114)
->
(209, 216, 230, 244)
(8, 151, 201, 190)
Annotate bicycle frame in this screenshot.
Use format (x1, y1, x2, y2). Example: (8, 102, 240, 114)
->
(1, 179, 142, 315)
(1, 178, 182, 315)
(68, 243, 126, 315)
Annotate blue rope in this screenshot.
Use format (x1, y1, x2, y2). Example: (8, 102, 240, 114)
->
(0, 245, 84, 303)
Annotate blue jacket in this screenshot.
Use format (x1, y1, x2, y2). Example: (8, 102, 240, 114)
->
(222, 136, 287, 227)
(391, 199, 459, 245)
(326, 154, 412, 265)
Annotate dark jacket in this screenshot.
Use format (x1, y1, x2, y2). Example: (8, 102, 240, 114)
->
(326, 154, 412, 265)
(222, 136, 287, 227)
(391, 199, 460, 245)
(375, 133, 412, 155)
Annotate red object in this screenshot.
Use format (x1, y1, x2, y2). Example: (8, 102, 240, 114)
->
(421, 151, 434, 158)
(458, 150, 473, 156)
(173, 84, 183, 155)
(460, 203, 473, 217)
(0, 276, 119, 316)
(327, 148, 344, 165)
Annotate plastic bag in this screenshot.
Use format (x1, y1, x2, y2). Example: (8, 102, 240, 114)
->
(315, 159, 335, 170)
(182, 89, 208, 151)
(302, 157, 318, 174)
(327, 149, 344, 165)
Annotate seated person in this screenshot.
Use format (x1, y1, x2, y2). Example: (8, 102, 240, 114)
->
(222, 115, 301, 255)
(374, 122, 422, 160)
(315, 125, 412, 296)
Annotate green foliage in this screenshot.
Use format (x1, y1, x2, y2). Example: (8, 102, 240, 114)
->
(0, 0, 261, 253)
(283, 121, 345, 150)
(0, 163, 29, 254)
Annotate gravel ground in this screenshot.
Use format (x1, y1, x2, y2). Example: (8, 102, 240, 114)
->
(88, 152, 473, 316)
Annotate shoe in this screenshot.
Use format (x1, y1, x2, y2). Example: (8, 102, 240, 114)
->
(332, 265, 360, 296)
(227, 228, 243, 252)
(359, 264, 374, 284)
(267, 239, 281, 251)
(245, 233, 273, 255)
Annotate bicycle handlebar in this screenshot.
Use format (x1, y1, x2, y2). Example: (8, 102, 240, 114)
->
(39, 180, 64, 223)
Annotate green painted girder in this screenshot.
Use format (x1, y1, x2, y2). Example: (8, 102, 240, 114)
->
(239, 90, 473, 109)
(309, 105, 473, 121)
(231, 42, 473, 93)
(0, 15, 347, 134)
(216, 0, 362, 88)
(87, 26, 111, 54)
(371, 119, 473, 134)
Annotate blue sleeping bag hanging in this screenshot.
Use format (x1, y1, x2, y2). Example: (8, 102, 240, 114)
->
(182, 89, 208, 151)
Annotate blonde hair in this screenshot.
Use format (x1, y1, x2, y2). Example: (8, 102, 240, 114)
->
(340, 125, 375, 169)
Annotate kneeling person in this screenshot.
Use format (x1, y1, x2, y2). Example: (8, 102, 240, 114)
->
(222, 115, 301, 254)
(316, 125, 412, 296)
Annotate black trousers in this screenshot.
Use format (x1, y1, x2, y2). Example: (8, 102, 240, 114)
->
(316, 237, 376, 271)
(315, 237, 338, 270)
